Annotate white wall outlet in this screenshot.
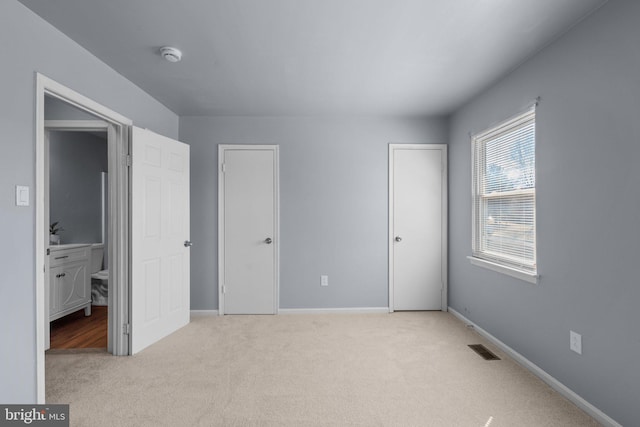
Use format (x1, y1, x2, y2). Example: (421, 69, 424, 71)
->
(570, 330, 582, 354)
(320, 275, 328, 287)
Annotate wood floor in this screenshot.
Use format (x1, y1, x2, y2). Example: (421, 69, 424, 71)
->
(49, 306, 108, 349)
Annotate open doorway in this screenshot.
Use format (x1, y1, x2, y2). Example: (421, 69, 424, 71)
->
(35, 74, 132, 403)
(45, 107, 110, 351)
(36, 74, 192, 403)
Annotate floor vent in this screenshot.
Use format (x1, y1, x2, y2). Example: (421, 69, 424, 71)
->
(468, 344, 500, 360)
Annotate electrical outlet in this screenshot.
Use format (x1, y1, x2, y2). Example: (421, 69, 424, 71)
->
(570, 330, 582, 355)
(320, 275, 328, 287)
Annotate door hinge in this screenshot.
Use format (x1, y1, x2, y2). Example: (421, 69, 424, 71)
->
(221, 163, 226, 173)
(222, 285, 226, 294)
(124, 155, 131, 167)
(123, 323, 131, 335)
(46, 248, 50, 256)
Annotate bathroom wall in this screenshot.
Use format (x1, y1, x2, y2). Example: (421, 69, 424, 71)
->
(45, 95, 98, 120)
(49, 131, 107, 244)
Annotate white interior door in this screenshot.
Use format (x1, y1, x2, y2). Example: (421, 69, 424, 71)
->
(219, 145, 278, 315)
(131, 127, 190, 353)
(390, 144, 447, 311)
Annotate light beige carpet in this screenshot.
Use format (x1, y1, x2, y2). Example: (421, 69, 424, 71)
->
(46, 312, 599, 427)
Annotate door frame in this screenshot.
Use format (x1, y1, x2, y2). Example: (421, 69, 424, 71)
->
(35, 74, 132, 403)
(388, 144, 448, 313)
(217, 145, 280, 315)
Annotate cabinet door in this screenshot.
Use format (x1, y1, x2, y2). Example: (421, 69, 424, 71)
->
(49, 265, 64, 318)
(59, 262, 89, 310)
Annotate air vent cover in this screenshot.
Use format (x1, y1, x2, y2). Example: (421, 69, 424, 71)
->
(468, 344, 500, 360)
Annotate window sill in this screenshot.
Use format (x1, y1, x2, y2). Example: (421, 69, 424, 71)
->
(467, 256, 538, 284)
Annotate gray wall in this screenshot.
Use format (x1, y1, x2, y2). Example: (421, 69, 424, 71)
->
(0, 0, 178, 403)
(180, 116, 448, 311)
(49, 131, 107, 244)
(45, 96, 98, 120)
(448, 1, 639, 425)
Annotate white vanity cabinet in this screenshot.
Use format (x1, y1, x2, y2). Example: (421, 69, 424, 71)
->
(49, 244, 92, 321)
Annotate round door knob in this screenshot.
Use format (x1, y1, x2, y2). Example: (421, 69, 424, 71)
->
(395, 236, 402, 242)
(265, 238, 273, 244)
(184, 240, 193, 247)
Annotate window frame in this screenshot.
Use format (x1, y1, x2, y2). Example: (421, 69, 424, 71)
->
(469, 106, 538, 283)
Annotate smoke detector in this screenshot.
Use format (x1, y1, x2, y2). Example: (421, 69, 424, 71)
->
(160, 46, 182, 63)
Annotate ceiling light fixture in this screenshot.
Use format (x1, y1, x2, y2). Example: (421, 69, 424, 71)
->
(160, 46, 182, 63)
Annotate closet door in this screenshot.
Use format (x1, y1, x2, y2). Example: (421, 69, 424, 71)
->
(218, 145, 279, 315)
(389, 144, 447, 311)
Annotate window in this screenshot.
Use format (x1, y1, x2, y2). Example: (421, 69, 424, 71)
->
(471, 106, 537, 280)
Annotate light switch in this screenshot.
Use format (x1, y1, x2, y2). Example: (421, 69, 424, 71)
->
(16, 185, 29, 206)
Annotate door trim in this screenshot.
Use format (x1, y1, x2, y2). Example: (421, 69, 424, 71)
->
(388, 144, 448, 313)
(35, 74, 132, 403)
(217, 145, 280, 315)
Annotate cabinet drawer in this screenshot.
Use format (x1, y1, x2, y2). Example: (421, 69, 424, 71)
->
(50, 246, 89, 267)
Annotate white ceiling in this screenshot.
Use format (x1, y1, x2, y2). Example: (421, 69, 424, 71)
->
(19, 0, 606, 117)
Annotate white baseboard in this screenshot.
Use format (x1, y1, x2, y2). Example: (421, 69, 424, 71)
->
(278, 307, 389, 315)
(190, 310, 219, 316)
(448, 307, 621, 427)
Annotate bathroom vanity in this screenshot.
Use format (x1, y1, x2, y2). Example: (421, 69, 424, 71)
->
(49, 244, 92, 321)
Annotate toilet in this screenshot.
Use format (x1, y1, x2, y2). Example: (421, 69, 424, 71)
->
(90, 243, 108, 306)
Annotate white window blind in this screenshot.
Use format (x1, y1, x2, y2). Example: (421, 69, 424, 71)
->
(472, 107, 536, 274)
